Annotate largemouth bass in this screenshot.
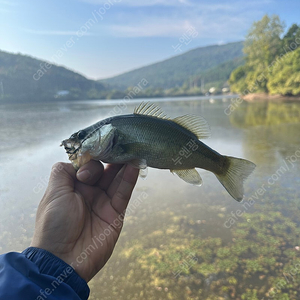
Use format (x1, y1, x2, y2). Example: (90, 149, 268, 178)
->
(61, 102, 255, 201)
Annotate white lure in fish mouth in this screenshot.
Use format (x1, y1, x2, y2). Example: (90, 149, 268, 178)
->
(61, 124, 116, 170)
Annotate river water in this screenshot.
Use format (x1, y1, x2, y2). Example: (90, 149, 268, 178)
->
(1, 96, 300, 299)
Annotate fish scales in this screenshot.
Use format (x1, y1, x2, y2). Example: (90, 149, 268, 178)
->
(61, 102, 256, 202)
(107, 114, 224, 172)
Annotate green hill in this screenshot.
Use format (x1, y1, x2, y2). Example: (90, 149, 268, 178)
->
(101, 41, 244, 91)
(0, 50, 108, 103)
(186, 56, 245, 91)
(0, 41, 244, 103)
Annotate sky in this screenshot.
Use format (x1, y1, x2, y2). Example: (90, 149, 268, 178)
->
(1, 0, 299, 80)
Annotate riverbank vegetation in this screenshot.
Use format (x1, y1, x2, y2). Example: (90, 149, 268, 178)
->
(229, 15, 300, 97)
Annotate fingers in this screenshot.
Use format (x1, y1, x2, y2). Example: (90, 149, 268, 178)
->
(98, 164, 124, 193)
(110, 165, 139, 214)
(106, 165, 126, 199)
(97, 164, 124, 191)
(77, 160, 104, 185)
(48, 162, 76, 189)
(42, 162, 77, 205)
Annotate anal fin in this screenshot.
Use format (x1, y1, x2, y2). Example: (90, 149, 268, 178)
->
(171, 169, 202, 185)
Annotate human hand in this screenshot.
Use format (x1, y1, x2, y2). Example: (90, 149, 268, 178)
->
(30, 161, 139, 282)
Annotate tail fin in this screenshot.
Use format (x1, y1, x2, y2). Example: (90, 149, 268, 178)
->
(215, 156, 256, 202)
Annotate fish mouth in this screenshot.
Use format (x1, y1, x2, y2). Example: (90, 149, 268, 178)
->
(60, 138, 82, 160)
(61, 127, 105, 170)
(60, 137, 94, 170)
(60, 128, 94, 159)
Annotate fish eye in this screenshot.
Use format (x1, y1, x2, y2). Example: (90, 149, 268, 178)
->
(77, 130, 87, 139)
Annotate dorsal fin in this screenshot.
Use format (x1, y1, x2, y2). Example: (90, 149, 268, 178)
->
(172, 115, 210, 139)
(134, 102, 210, 139)
(134, 102, 168, 119)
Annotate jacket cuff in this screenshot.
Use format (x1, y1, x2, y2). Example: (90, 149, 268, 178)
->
(22, 247, 89, 300)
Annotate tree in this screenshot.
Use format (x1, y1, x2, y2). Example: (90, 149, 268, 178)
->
(229, 65, 248, 93)
(282, 24, 300, 50)
(244, 15, 285, 68)
(229, 15, 286, 94)
(267, 48, 300, 95)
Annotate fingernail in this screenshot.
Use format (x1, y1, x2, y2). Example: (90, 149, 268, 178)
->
(77, 170, 91, 182)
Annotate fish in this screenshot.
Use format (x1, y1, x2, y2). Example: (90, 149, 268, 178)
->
(61, 102, 256, 202)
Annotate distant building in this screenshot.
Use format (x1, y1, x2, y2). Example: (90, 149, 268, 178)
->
(209, 87, 216, 93)
(54, 90, 70, 98)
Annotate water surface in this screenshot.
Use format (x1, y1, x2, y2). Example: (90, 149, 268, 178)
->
(1, 97, 300, 299)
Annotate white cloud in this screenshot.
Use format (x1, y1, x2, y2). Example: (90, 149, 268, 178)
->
(22, 29, 94, 36)
(109, 20, 197, 37)
(0, 0, 18, 13)
(80, 0, 192, 6)
(0, 0, 18, 5)
(80, 0, 271, 9)
(188, 0, 273, 13)
(107, 17, 247, 39)
(77, 0, 272, 39)
(104, 9, 258, 39)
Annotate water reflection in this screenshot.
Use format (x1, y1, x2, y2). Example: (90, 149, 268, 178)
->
(0, 97, 300, 299)
(230, 101, 300, 172)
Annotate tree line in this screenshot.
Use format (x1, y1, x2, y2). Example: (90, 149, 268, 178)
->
(229, 15, 300, 96)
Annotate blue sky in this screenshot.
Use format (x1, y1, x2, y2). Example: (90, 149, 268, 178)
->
(1, 0, 299, 79)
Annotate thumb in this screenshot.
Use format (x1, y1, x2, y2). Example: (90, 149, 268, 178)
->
(76, 160, 104, 185)
(47, 162, 77, 195)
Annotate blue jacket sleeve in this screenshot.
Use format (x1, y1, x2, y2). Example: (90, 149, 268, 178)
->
(0, 247, 90, 300)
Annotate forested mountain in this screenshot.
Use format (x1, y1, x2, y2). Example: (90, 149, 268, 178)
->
(0, 41, 245, 103)
(185, 56, 244, 90)
(229, 15, 300, 96)
(101, 42, 244, 91)
(0, 51, 108, 103)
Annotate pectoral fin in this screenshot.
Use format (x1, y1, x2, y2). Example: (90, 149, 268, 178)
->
(139, 168, 148, 179)
(171, 168, 202, 185)
(129, 159, 148, 178)
(128, 158, 147, 169)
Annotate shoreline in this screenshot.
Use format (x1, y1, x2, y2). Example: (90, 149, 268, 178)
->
(241, 93, 300, 101)
(0, 94, 236, 106)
